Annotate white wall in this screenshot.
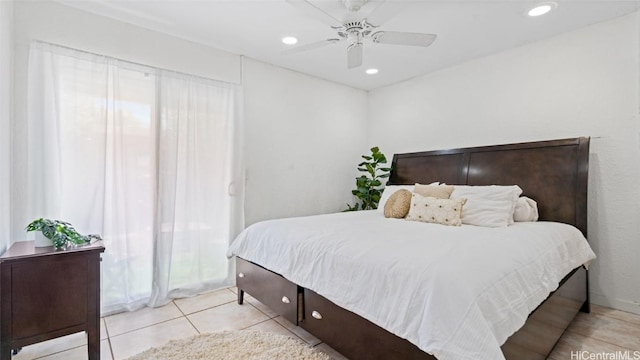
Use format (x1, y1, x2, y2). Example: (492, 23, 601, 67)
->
(242, 58, 368, 225)
(0, 1, 13, 252)
(14, 1, 241, 84)
(368, 13, 640, 314)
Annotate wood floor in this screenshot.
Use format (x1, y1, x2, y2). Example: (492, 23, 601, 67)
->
(12, 287, 640, 360)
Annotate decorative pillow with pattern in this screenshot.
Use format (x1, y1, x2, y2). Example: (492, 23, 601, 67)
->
(383, 189, 413, 218)
(406, 193, 467, 226)
(414, 183, 454, 199)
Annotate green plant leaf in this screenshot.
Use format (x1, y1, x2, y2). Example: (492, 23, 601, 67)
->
(365, 163, 374, 176)
(25, 218, 100, 249)
(347, 146, 389, 212)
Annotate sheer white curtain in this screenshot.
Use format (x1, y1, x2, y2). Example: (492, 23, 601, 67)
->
(27, 42, 244, 314)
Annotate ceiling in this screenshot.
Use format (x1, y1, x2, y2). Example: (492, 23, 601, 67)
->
(57, 0, 639, 90)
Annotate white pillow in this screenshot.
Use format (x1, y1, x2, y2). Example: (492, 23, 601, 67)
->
(450, 185, 522, 227)
(377, 182, 439, 212)
(513, 196, 539, 222)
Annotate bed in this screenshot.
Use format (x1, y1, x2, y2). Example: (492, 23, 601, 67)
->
(227, 137, 594, 360)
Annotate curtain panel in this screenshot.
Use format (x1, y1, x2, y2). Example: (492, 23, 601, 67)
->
(27, 41, 244, 314)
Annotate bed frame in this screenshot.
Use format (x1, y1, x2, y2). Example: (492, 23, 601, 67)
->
(236, 137, 590, 360)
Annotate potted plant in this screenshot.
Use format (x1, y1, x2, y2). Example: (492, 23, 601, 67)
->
(345, 146, 391, 211)
(26, 218, 102, 249)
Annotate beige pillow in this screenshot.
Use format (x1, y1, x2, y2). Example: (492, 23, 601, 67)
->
(406, 193, 467, 226)
(414, 183, 454, 199)
(383, 189, 412, 218)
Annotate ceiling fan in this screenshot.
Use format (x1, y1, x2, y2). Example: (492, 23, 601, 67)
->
(284, 0, 437, 69)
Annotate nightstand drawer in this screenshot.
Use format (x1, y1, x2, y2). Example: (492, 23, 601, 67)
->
(236, 257, 300, 324)
(11, 255, 88, 340)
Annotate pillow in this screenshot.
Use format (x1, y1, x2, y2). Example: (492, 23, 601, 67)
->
(513, 196, 539, 222)
(377, 185, 414, 212)
(414, 183, 454, 199)
(406, 193, 467, 226)
(383, 189, 412, 218)
(450, 185, 522, 227)
(377, 183, 439, 212)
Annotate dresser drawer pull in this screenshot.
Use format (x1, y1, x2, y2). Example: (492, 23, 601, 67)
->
(311, 310, 323, 320)
(238, 273, 245, 278)
(281, 296, 291, 304)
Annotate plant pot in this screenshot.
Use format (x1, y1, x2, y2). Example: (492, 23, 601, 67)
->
(34, 231, 53, 247)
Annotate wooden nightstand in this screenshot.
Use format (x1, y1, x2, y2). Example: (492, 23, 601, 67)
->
(0, 241, 105, 359)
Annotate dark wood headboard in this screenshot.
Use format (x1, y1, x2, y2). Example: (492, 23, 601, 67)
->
(388, 137, 590, 237)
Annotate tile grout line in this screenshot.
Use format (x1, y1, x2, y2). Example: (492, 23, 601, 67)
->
(244, 299, 279, 319)
(107, 337, 116, 360)
(31, 344, 86, 360)
(177, 299, 237, 316)
(173, 299, 187, 317)
(240, 315, 310, 345)
(106, 297, 236, 339)
(102, 318, 116, 360)
(107, 315, 184, 340)
(175, 299, 203, 335)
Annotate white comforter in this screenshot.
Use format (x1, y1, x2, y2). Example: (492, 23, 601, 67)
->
(227, 211, 596, 360)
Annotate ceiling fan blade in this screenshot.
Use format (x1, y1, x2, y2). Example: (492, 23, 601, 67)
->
(347, 43, 363, 69)
(372, 31, 437, 47)
(282, 39, 341, 55)
(285, 0, 342, 26)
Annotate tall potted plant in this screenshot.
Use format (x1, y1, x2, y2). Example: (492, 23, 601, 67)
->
(346, 147, 391, 211)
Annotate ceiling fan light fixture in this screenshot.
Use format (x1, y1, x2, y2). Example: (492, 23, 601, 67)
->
(528, 2, 557, 17)
(342, 0, 367, 12)
(282, 36, 298, 45)
(365, 68, 379, 75)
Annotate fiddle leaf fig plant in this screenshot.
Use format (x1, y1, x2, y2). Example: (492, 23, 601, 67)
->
(345, 146, 391, 211)
(26, 218, 102, 249)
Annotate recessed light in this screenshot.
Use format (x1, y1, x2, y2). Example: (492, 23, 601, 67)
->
(366, 68, 379, 75)
(528, 2, 557, 17)
(282, 36, 298, 45)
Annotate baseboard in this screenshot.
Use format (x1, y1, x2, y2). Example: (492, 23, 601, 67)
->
(590, 293, 640, 315)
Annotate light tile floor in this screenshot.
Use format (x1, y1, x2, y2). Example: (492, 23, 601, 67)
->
(12, 287, 640, 360)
